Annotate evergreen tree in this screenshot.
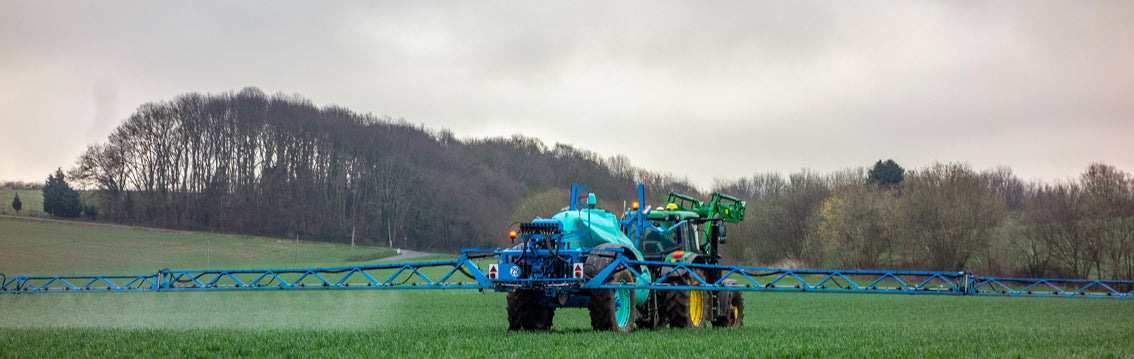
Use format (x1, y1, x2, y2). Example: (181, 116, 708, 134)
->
(43, 169, 82, 218)
(122, 190, 134, 221)
(82, 204, 99, 219)
(868, 159, 905, 188)
(11, 193, 21, 214)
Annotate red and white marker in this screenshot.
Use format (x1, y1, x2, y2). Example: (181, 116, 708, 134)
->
(572, 263, 584, 278)
(488, 264, 499, 279)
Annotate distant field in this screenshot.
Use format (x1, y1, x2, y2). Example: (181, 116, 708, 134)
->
(1, 219, 1131, 357)
(0, 216, 398, 276)
(0, 189, 43, 216)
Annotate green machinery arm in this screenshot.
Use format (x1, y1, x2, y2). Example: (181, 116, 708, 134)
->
(707, 193, 745, 223)
(665, 192, 746, 223)
(665, 191, 745, 252)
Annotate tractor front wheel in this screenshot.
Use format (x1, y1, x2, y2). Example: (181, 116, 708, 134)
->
(507, 290, 554, 331)
(711, 290, 744, 328)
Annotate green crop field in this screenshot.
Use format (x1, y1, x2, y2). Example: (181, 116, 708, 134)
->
(2, 219, 1132, 358)
(0, 216, 397, 275)
(0, 189, 44, 216)
(1, 291, 1131, 358)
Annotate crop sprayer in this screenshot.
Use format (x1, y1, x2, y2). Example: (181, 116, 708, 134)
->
(2, 184, 1132, 332)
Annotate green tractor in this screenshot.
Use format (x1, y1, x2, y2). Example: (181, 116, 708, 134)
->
(629, 191, 747, 329)
(495, 184, 745, 331)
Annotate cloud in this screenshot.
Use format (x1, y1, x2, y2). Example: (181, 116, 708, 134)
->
(1, 1, 1132, 187)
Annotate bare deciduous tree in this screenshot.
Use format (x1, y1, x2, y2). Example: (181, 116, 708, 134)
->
(895, 163, 1006, 271)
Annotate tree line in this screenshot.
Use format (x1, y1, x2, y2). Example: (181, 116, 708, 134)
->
(713, 161, 1134, 280)
(64, 88, 1132, 279)
(0, 181, 41, 190)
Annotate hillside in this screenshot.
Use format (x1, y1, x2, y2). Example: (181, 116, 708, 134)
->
(67, 88, 696, 251)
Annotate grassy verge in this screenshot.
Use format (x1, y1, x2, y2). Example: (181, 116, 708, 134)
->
(344, 249, 402, 262)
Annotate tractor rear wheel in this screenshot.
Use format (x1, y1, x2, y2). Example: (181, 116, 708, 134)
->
(711, 290, 744, 328)
(507, 290, 554, 331)
(588, 269, 636, 332)
(664, 272, 709, 329)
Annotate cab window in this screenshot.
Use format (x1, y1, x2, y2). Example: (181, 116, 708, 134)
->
(639, 220, 682, 254)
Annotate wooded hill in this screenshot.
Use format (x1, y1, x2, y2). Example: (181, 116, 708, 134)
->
(66, 88, 1134, 279)
(67, 87, 696, 251)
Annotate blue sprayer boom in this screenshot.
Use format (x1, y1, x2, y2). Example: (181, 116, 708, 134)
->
(2, 184, 1132, 332)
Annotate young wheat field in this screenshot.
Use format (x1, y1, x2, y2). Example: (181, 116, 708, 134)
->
(1, 217, 1131, 358)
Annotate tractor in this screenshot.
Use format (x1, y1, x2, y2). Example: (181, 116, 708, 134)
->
(630, 191, 746, 329)
(491, 184, 746, 332)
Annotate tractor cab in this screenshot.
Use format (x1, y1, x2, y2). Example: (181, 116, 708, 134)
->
(626, 191, 743, 264)
(634, 206, 703, 261)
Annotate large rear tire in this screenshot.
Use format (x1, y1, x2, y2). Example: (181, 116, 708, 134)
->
(664, 271, 709, 329)
(585, 243, 637, 332)
(589, 269, 635, 332)
(507, 290, 554, 331)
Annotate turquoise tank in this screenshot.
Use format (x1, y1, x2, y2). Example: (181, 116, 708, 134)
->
(549, 208, 651, 306)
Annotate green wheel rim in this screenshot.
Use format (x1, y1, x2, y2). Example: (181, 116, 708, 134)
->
(614, 288, 631, 327)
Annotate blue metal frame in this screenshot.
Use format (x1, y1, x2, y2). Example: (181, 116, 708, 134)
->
(970, 276, 1134, 298)
(579, 255, 1133, 299)
(0, 274, 160, 293)
(584, 256, 970, 294)
(3, 252, 1132, 299)
(1, 257, 491, 293)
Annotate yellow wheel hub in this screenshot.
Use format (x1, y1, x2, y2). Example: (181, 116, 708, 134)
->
(690, 290, 705, 327)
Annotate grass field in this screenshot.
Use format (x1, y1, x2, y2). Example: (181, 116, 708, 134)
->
(0, 291, 1130, 358)
(0, 216, 398, 276)
(2, 219, 1132, 358)
(0, 189, 43, 216)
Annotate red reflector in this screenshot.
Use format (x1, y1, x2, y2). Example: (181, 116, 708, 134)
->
(672, 251, 685, 260)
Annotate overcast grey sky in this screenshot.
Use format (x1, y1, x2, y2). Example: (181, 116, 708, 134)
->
(2, 1, 1132, 188)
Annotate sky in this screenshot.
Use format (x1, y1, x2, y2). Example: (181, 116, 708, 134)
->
(2, 1, 1132, 189)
